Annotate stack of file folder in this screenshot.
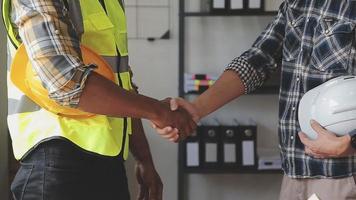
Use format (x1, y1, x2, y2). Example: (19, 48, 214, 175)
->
(183, 124, 258, 170)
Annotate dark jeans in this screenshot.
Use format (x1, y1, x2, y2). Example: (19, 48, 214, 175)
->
(11, 139, 130, 200)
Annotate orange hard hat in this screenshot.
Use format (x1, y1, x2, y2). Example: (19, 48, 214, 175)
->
(10, 44, 117, 118)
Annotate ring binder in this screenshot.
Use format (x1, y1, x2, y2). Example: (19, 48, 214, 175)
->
(202, 125, 221, 168)
(239, 125, 258, 169)
(184, 129, 202, 169)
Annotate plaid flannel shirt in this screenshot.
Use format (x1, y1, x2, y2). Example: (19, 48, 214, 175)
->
(226, 0, 356, 178)
(11, 0, 93, 107)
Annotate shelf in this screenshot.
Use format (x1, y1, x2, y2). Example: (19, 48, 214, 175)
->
(178, 1, 282, 199)
(184, 86, 279, 96)
(182, 11, 277, 17)
(183, 168, 282, 174)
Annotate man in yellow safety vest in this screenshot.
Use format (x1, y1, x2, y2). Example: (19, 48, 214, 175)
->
(2, 0, 196, 199)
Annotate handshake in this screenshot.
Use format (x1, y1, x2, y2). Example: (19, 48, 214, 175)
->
(150, 98, 200, 142)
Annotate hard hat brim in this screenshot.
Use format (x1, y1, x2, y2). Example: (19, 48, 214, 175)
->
(298, 86, 321, 140)
(10, 44, 116, 118)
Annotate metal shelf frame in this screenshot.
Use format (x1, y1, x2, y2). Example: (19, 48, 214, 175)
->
(183, 11, 277, 16)
(178, 1, 279, 200)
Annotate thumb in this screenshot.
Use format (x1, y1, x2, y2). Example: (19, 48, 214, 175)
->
(175, 97, 200, 123)
(170, 98, 179, 111)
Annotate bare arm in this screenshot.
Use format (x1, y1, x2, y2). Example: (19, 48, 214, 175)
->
(190, 2, 288, 119)
(154, 71, 245, 141)
(154, 2, 288, 140)
(79, 73, 196, 134)
(130, 118, 163, 200)
(192, 71, 245, 119)
(79, 72, 169, 123)
(130, 119, 155, 164)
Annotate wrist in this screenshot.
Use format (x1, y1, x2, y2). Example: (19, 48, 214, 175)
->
(149, 101, 169, 122)
(341, 134, 351, 149)
(336, 135, 353, 156)
(192, 99, 204, 120)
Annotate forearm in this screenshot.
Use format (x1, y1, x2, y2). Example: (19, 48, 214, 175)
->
(78, 72, 166, 121)
(14, 1, 167, 121)
(193, 71, 245, 118)
(192, 4, 288, 117)
(129, 118, 154, 165)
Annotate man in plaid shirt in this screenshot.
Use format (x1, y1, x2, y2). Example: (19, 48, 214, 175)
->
(156, 1, 356, 199)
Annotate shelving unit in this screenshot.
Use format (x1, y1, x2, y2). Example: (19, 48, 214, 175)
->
(183, 11, 277, 16)
(183, 168, 282, 174)
(178, 1, 281, 200)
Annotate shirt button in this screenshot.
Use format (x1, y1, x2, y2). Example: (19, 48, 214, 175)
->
(325, 29, 330, 34)
(55, 29, 60, 35)
(291, 135, 294, 140)
(292, 106, 296, 111)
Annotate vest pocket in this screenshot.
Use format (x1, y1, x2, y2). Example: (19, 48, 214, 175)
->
(88, 13, 114, 30)
(81, 13, 117, 56)
(310, 18, 355, 72)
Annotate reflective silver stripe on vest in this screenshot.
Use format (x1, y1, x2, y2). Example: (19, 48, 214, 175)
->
(67, 0, 130, 73)
(101, 56, 129, 73)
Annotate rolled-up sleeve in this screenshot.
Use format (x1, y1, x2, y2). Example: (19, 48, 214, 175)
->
(225, 2, 287, 94)
(12, 0, 93, 107)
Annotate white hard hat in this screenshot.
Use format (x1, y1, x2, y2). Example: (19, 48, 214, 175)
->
(298, 76, 356, 140)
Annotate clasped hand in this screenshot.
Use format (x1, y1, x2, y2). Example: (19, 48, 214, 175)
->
(150, 98, 199, 141)
(151, 98, 200, 142)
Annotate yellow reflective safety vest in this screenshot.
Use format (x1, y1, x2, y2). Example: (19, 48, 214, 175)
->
(3, 0, 133, 160)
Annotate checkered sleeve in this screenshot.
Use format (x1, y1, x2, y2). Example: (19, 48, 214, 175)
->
(225, 2, 286, 94)
(225, 56, 265, 94)
(12, 0, 92, 108)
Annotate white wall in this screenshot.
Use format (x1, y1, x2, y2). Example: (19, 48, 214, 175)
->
(126, 0, 283, 200)
(0, 16, 9, 200)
